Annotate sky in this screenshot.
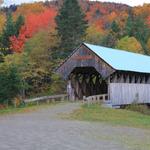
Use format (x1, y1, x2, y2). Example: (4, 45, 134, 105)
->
(2, 0, 150, 7)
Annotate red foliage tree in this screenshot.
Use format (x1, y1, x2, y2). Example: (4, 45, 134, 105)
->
(147, 16, 150, 27)
(10, 8, 57, 53)
(24, 8, 57, 38)
(10, 26, 26, 53)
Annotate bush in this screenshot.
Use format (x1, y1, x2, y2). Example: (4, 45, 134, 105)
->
(126, 103, 150, 115)
(0, 64, 23, 105)
(48, 73, 66, 95)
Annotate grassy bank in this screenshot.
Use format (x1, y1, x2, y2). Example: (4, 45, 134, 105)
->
(69, 104, 150, 129)
(0, 103, 57, 116)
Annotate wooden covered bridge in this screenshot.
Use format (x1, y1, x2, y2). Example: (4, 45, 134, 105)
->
(57, 43, 150, 106)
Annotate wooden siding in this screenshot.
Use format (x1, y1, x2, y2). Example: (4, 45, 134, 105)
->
(109, 83, 150, 105)
(57, 44, 115, 79)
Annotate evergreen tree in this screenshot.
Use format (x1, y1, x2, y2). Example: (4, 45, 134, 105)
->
(111, 21, 120, 33)
(101, 32, 117, 48)
(1, 13, 16, 48)
(125, 10, 134, 37)
(101, 21, 120, 48)
(0, 14, 24, 55)
(55, 0, 88, 58)
(15, 15, 24, 37)
(0, 64, 22, 104)
(125, 14, 150, 54)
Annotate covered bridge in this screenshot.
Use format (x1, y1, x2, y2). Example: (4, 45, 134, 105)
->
(57, 43, 150, 106)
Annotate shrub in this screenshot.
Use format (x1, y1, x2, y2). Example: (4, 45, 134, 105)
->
(0, 64, 23, 105)
(126, 103, 150, 115)
(49, 73, 66, 95)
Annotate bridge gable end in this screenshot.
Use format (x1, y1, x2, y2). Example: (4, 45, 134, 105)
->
(57, 44, 115, 79)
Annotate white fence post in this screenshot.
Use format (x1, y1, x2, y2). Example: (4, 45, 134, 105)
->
(84, 94, 108, 106)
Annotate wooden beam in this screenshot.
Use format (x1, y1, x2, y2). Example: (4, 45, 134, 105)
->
(112, 74, 118, 83)
(125, 74, 130, 83)
(131, 75, 135, 83)
(137, 76, 141, 83)
(141, 75, 146, 84)
(118, 74, 124, 83)
(147, 76, 150, 84)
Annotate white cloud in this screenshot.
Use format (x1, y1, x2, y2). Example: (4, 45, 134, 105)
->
(2, 0, 150, 7)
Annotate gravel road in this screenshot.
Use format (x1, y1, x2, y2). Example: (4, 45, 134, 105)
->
(0, 102, 149, 150)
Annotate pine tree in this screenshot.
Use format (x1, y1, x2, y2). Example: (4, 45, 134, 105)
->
(1, 13, 16, 48)
(111, 21, 120, 33)
(15, 15, 24, 37)
(125, 12, 150, 54)
(55, 0, 88, 58)
(125, 11, 134, 37)
(0, 14, 24, 55)
(0, 64, 22, 104)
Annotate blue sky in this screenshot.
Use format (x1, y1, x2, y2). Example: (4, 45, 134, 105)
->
(2, 0, 150, 7)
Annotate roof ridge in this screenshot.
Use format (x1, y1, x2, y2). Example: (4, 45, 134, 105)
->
(84, 42, 150, 74)
(84, 42, 150, 58)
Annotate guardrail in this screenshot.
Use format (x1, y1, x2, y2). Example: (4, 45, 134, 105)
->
(24, 94, 68, 105)
(83, 94, 108, 106)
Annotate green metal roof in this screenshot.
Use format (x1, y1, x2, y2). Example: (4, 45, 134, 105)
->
(84, 43, 150, 74)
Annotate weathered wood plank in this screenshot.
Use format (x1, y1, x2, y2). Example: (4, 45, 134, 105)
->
(110, 83, 150, 105)
(24, 94, 68, 103)
(56, 44, 115, 79)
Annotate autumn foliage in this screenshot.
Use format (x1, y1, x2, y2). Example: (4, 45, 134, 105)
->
(1, 1, 150, 54)
(10, 8, 57, 53)
(1, 0, 150, 101)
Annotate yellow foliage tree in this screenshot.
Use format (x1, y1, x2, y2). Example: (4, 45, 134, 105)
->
(147, 38, 150, 54)
(0, 13, 5, 33)
(115, 36, 143, 54)
(133, 4, 150, 17)
(85, 24, 105, 45)
(13, 2, 46, 19)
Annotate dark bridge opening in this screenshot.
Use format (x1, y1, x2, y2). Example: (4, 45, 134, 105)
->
(68, 67, 108, 100)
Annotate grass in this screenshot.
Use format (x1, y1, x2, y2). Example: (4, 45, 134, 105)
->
(69, 104, 150, 129)
(0, 102, 58, 116)
(125, 103, 150, 115)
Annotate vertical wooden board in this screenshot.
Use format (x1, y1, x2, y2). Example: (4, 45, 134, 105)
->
(110, 83, 150, 105)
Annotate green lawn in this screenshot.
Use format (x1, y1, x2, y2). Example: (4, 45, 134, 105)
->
(69, 104, 150, 129)
(0, 103, 55, 116)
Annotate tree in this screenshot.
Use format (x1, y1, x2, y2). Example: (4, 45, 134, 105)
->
(147, 38, 150, 54)
(115, 36, 143, 54)
(100, 20, 122, 48)
(1, 13, 16, 48)
(9, 8, 57, 53)
(111, 20, 120, 33)
(85, 25, 104, 45)
(125, 11, 134, 37)
(0, 13, 5, 33)
(125, 14, 150, 54)
(24, 8, 57, 38)
(100, 31, 118, 48)
(0, 64, 22, 104)
(55, 0, 88, 58)
(15, 15, 25, 36)
(22, 28, 59, 96)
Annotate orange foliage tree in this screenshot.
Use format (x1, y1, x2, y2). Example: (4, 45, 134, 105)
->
(10, 8, 57, 53)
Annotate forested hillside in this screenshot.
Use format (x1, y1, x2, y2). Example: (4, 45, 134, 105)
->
(0, 0, 150, 105)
